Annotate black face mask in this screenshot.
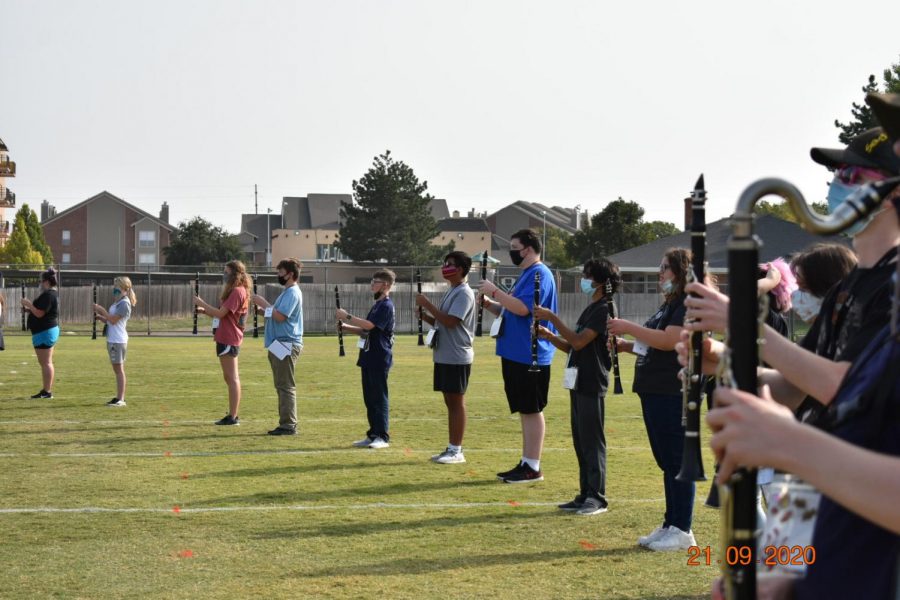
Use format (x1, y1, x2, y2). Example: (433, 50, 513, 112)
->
(277, 275, 289, 286)
(373, 291, 383, 300)
(509, 249, 525, 266)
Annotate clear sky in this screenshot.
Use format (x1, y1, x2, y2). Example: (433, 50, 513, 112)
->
(2, 0, 899, 233)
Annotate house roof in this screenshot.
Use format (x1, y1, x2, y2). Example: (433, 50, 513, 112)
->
(489, 200, 580, 234)
(239, 212, 283, 252)
(428, 198, 450, 220)
(41, 191, 174, 231)
(0, 137, 7, 152)
(607, 214, 852, 271)
(437, 217, 491, 232)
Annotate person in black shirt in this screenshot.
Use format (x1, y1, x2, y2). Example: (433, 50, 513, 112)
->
(20, 268, 60, 399)
(535, 258, 619, 517)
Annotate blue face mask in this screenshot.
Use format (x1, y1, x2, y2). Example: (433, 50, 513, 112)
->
(826, 176, 874, 236)
(580, 278, 595, 295)
(112, 288, 121, 296)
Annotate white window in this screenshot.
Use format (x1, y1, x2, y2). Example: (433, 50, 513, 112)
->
(61, 253, 71, 264)
(62, 230, 71, 246)
(138, 253, 156, 265)
(139, 230, 156, 247)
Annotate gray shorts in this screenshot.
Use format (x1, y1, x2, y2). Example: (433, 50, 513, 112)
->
(107, 343, 127, 364)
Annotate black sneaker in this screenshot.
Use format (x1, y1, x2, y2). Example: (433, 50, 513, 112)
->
(267, 427, 297, 436)
(215, 415, 239, 426)
(106, 398, 126, 407)
(30, 390, 53, 399)
(503, 463, 543, 484)
(558, 496, 586, 511)
(496, 463, 524, 480)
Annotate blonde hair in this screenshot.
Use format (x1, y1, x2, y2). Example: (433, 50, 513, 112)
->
(114, 276, 137, 307)
(222, 260, 251, 310)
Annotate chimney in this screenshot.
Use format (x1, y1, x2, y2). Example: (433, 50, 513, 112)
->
(570, 206, 581, 231)
(684, 197, 692, 231)
(159, 202, 169, 224)
(452, 210, 460, 218)
(468, 207, 475, 218)
(41, 199, 56, 222)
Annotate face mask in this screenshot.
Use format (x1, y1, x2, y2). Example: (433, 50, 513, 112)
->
(509, 249, 525, 266)
(660, 280, 674, 295)
(277, 275, 289, 286)
(791, 289, 822, 323)
(826, 176, 875, 236)
(223, 272, 230, 283)
(112, 288, 121, 296)
(580, 278, 595, 295)
(441, 266, 459, 279)
(373, 291, 383, 300)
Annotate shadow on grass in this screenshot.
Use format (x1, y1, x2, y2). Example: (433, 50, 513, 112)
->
(190, 461, 411, 479)
(297, 546, 644, 577)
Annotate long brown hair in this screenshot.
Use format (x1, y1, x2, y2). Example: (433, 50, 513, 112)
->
(221, 260, 251, 310)
(663, 247, 692, 300)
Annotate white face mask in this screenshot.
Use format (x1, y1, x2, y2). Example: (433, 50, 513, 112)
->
(791, 289, 822, 323)
(660, 280, 674, 295)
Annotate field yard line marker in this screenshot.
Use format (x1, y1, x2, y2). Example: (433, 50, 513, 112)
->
(0, 498, 665, 515)
(0, 415, 644, 426)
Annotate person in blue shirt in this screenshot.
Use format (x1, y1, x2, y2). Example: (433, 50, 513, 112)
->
(336, 269, 396, 449)
(251, 258, 304, 436)
(478, 229, 558, 483)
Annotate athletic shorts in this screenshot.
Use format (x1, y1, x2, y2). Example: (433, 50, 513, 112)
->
(216, 342, 240, 358)
(501, 357, 551, 414)
(433, 363, 471, 394)
(107, 342, 127, 364)
(32, 326, 60, 349)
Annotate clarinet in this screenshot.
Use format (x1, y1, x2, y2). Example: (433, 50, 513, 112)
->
(21, 281, 26, 331)
(475, 249, 489, 336)
(677, 174, 707, 483)
(335, 285, 346, 357)
(528, 271, 541, 373)
(252, 274, 259, 338)
(605, 280, 624, 395)
(92, 282, 98, 340)
(719, 175, 900, 600)
(416, 268, 424, 346)
(192, 272, 199, 335)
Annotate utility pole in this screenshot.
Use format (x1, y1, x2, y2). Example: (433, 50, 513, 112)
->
(254, 184, 258, 214)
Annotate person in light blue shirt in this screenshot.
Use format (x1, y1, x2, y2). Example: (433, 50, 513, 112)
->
(252, 258, 304, 436)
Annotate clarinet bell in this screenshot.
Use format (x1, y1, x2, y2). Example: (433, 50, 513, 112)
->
(613, 377, 624, 395)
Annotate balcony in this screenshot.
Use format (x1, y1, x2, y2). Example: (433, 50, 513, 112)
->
(0, 220, 10, 237)
(0, 157, 15, 177)
(0, 188, 14, 208)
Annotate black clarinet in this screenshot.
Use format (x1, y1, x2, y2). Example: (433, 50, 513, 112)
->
(416, 269, 424, 346)
(192, 272, 199, 335)
(605, 280, 624, 395)
(21, 281, 26, 331)
(252, 274, 259, 338)
(528, 272, 541, 373)
(475, 249, 489, 337)
(92, 282, 98, 340)
(335, 285, 346, 357)
(719, 175, 900, 600)
(677, 174, 707, 483)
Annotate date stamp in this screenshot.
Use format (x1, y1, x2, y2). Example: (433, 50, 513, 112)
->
(687, 545, 816, 567)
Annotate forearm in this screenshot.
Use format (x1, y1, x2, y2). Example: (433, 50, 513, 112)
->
(491, 289, 529, 316)
(422, 313, 436, 326)
(342, 324, 365, 335)
(546, 334, 571, 352)
(761, 326, 848, 404)
(198, 301, 228, 319)
(631, 325, 679, 351)
(424, 302, 459, 328)
(758, 368, 806, 411)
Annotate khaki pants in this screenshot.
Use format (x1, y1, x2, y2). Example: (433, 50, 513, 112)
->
(268, 343, 302, 430)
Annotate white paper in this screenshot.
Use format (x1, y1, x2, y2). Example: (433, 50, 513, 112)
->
(632, 340, 649, 356)
(562, 367, 578, 390)
(356, 336, 367, 349)
(267, 341, 291, 361)
(264, 307, 274, 318)
(489, 317, 502, 338)
(211, 318, 220, 329)
(425, 329, 436, 348)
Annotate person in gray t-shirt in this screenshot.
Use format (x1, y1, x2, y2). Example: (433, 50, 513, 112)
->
(416, 251, 476, 464)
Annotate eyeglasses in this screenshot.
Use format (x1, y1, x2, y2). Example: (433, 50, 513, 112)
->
(371, 279, 387, 285)
(659, 264, 671, 273)
(834, 165, 888, 185)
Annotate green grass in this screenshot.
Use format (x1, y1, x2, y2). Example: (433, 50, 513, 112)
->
(0, 335, 719, 599)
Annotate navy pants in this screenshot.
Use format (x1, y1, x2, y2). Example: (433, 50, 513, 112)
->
(361, 367, 390, 441)
(639, 392, 695, 532)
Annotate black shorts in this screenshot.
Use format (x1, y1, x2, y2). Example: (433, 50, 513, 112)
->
(216, 343, 240, 358)
(433, 363, 471, 394)
(501, 358, 551, 414)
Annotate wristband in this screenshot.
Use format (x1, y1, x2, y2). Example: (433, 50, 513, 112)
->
(345, 314, 353, 323)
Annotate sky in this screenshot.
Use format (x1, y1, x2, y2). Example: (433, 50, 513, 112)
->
(2, 0, 899, 234)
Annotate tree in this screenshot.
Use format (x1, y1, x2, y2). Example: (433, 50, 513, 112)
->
(338, 150, 448, 264)
(537, 226, 577, 269)
(163, 217, 243, 265)
(19, 204, 53, 264)
(755, 200, 829, 223)
(834, 56, 900, 143)
(566, 198, 678, 263)
(0, 214, 45, 266)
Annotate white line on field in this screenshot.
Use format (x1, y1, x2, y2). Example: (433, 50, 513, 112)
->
(0, 415, 645, 426)
(0, 498, 665, 515)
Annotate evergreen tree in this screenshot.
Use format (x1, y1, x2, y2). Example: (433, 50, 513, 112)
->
(19, 204, 53, 264)
(338, 151, 447, 264)
(834, 56, 900, 143)
(0, 214, 45, 266)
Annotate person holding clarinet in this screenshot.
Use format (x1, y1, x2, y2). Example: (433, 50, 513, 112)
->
(416, 251, 476, 465)
(534, 258, 619, 515)
(478, 229, 557, 484)
(93, 276, 136, 407)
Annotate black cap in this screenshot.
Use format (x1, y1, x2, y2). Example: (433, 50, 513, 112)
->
(866, 92, 900, 142)
(810, 127, 900, 175)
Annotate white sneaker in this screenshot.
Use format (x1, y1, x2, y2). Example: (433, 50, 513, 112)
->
(352, 438, 373, 448)
(637, 525, 668, 547)
(431, 448, 466, 464)
(368, 437, 390, 449)
(647, 526, 697, 552)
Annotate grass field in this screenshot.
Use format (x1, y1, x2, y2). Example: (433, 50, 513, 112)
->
(0, 333, 720, 599)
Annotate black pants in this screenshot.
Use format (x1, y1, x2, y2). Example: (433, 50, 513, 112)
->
(570, 389, 607, 505)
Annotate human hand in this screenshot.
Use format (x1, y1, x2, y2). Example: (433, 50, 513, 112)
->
(335, 308, 348, 321)
(415, 293, 429, 308)
(192, 296, 204, 307)
(606, 318, 632, 337)
(477, 280, 498, 297)
(537, 325, 554, 340)
(684, 281, 729, 334)
(533, 305, 554, 322)
(675, 329, 722, 375)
